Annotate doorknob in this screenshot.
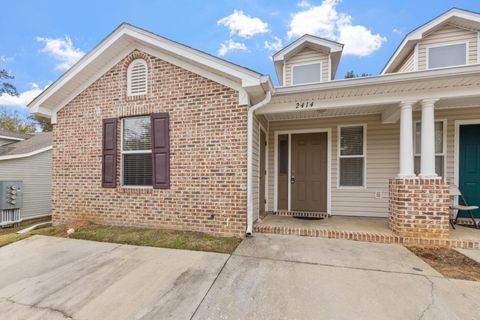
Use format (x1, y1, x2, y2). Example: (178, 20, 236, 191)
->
(291, 176, 296, 184)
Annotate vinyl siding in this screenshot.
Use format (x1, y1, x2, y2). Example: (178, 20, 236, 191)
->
(418, 24, 478, 70)
(284, 48, 330, 86)
(265, 106, 480, 217)
(252, 114, 260, 221)
(396, 50, 415, 72)
(0, 150, 52, 219)
(0, 138, 16, 146)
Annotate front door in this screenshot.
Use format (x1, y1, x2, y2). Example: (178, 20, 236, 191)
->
(459, 124, 480, 218)
(259, 129, 266, 213)
(291, 133, 327, 211)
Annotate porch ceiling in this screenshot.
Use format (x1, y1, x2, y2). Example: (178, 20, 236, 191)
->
(263, 105, 387, 121)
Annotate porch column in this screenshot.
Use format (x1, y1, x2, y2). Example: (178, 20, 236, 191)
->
(419, 98, 438, 178)
(397, 101, 416, 178)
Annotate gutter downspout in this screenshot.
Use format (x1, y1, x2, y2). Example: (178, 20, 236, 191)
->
(246, 90, 272, 236)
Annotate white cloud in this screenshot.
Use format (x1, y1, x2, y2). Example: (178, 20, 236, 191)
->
(218, 39, 247, 56)
(264, 37, 284, 51)
(36, 35, 85, 71)
(218, 10, 269, 38)
(0, 56, 14, 63)
(392, 28, 403, 35)
(287, 0, 386, 56)
(0, 83, 46, 108)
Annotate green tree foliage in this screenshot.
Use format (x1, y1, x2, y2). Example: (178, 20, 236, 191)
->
(344, 70, 371, 79)
(0, 69, 18, 96)
(0, 108, 37, 134)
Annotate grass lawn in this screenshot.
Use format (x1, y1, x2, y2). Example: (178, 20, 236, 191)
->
(0, 221, 242, 254)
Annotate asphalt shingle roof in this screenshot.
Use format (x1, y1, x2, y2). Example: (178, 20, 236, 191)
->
(0, 132, 52, 156)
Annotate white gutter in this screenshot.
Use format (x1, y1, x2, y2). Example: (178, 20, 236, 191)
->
(0, 146, 52, 160)
(246, 90, 272, 236)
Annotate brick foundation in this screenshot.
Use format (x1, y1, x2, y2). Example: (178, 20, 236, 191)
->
(388, 178, 450, 239)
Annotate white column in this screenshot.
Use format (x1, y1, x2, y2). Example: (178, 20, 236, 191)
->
(398, 101, 416, 178)
(419, 98, 439, 178)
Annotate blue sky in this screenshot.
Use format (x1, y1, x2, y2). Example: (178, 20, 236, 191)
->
(1, 0, 479, 117)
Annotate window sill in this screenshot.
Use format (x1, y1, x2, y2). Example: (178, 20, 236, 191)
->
(117, 187, 155, 194)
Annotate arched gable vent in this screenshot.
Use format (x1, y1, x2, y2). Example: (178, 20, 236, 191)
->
(127, 59, 148, 96)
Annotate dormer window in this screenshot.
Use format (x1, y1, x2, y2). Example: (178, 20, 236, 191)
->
(292, 62, 322, 85)
(127, 59, 148, 96)
(427, 42, 467, 69)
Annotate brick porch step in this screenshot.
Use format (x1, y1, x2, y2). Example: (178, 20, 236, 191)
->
(253, 223, 480, 249)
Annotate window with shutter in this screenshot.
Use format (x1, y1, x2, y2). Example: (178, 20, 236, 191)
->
(127, 59, 148, 96)
(121, 116, 152, 186)
(338, 125, 366, 187)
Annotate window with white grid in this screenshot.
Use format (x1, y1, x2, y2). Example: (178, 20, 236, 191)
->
(339, 125, 366, 187)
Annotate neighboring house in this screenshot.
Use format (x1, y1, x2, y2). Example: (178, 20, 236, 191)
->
(0, 130, 33, 146)
(0, 132, 52, 222)
(28, 8, 480, 238)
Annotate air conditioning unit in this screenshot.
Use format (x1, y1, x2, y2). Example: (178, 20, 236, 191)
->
(0, 181, 23, 228)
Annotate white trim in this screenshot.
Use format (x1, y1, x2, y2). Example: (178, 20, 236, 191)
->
(290, 61, 323, 86)
(414, 44, 419, 71)
(273, 34, 343, 61)
(413, 119, 447, 178)
(425, 40, 469, 70)
(0, 135, 25, 141)
(258, 122, 268, 213)
(0, 146, 52, 161)
(337, 124, 367, 189)
(120, 116, 153, 187)
(127, 58, 148, 97)
(454, 119, 480, 187)
(273, 128, 331, 214)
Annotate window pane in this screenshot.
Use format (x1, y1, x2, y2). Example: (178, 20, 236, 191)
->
(415, 123, 421, 154)
(340, 158, 364, 186)
(292, 63, 321, 85)
(123, 153, 152, 186)
(435, 155, 444, 177)
(340, 126, 363, 156)
(414, 156, 420, 174)
(279, 137, 288, 174)
(435, 122, 443, 153)
(123, 117, 151, 151)
(428, 43, 466, 69)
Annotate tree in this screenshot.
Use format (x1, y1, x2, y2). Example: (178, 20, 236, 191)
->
(29, 114, 53, 132)
(344, 70, 371, 79)
(0, 69, 18, 96)
(0, 107, 37, 133)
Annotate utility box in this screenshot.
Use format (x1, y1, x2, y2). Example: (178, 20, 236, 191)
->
(0, 181, 23, 210)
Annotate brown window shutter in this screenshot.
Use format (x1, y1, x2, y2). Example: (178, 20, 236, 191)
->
(151, 113, 170, 189)
(102, 118, 117, 188)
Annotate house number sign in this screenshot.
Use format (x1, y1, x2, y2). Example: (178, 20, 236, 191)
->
(295, 100, 314, 109)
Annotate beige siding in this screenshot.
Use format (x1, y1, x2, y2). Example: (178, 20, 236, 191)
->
(418, 24, 478, 70)
(284, 48, 330, 86)
(251, 114, 264, 221)
(265, 106, 480, 217)
(396, 50, 415, 73)
(0, 150, 52, 219)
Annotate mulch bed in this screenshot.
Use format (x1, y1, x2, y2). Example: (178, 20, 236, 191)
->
(407, 246, 480, 281)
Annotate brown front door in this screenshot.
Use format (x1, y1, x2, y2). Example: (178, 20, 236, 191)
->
(291, 133, 327, 212)
(259, 129, 266, 213)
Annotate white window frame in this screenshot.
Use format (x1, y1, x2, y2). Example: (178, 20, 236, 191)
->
(291, 61, 323, 86)
(127, 59, 148, 97)
(425, 41, 469, 70)
(120, 116, 153, 188)
(337, 124, 367, 189)
(414, 119, 447, 178)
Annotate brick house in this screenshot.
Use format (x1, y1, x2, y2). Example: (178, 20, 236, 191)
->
(29, 8, 480, 239)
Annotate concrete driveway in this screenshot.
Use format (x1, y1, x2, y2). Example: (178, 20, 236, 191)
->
(1, 235, 479, 319)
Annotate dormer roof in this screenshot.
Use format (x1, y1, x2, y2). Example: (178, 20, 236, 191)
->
(382, 8, 480, 74)
(272, 34, 344, 85)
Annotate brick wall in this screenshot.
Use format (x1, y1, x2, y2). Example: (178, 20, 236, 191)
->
(52, 50, 247, 237)
(388, 178, 450, 239)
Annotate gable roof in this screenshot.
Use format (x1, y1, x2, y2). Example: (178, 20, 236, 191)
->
(382, 8, 480, 74)
(0, 132, 52, 159)
(28, 23, 272, 122)
(0, 130, 33, 141)
(272, 34, 344, 85)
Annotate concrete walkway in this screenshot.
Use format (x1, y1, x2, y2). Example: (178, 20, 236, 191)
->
(0, 235, 479, 319)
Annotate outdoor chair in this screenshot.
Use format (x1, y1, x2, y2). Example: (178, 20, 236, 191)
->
(449, 185, 479, 229)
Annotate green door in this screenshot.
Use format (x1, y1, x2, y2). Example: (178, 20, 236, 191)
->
(459, 124, 480, 218)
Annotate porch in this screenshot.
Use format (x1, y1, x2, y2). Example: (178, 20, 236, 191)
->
(254, 214, 480, 249)
(247, 66, 480, 240)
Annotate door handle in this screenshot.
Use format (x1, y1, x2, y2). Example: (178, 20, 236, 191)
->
(291, 176, 296, 184)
